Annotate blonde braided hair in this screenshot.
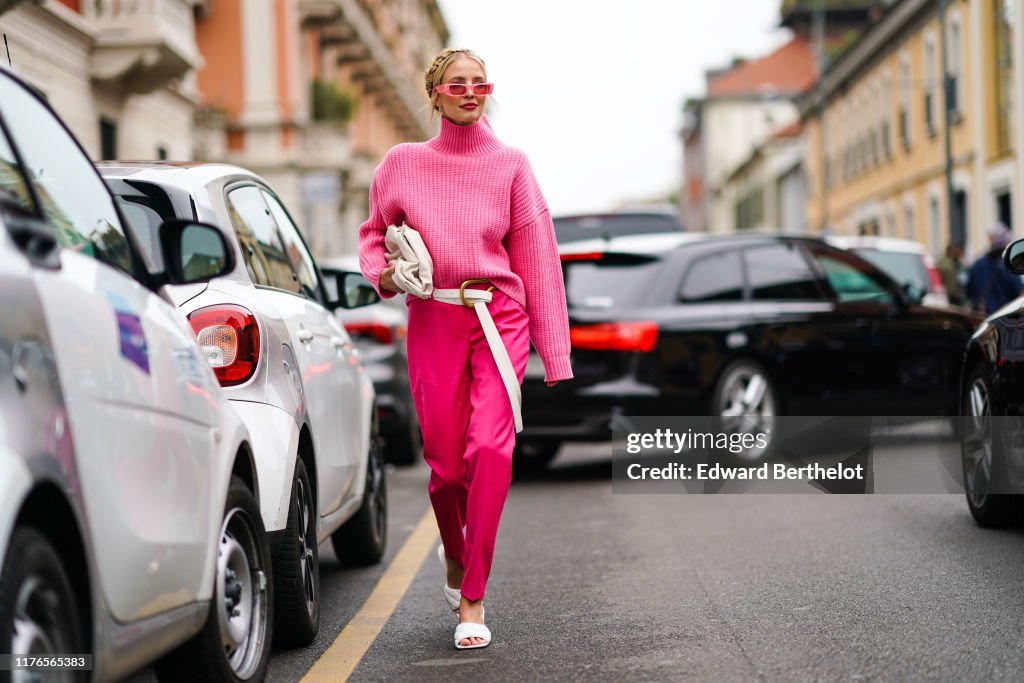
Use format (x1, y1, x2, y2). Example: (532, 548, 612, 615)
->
(423, 48, 487, 119)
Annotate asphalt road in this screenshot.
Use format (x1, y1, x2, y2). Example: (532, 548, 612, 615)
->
(131, 438, 1024, 682)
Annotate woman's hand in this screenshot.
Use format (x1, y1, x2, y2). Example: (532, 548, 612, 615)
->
(379, 265, 402, 293)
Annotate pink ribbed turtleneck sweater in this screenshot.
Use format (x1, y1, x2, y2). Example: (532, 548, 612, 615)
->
(357, 116, 573, 382)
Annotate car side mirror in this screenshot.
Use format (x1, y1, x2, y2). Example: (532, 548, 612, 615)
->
(902, 281, 925, 305)
(158, 219, 235, 285)
(323, 269, 381, 310)
(1004, 238, 1024, 274)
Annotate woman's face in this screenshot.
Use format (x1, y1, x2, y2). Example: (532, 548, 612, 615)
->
(435, 57, 487, 126)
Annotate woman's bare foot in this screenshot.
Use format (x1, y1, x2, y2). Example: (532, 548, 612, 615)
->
(458, 597, 487, 647)
(445, 554, 464, 591)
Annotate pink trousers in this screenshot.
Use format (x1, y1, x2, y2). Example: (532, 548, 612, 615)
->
(406, 286, 530, 601)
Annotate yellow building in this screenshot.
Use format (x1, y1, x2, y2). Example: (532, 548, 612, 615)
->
(805, 0, 1022, 257)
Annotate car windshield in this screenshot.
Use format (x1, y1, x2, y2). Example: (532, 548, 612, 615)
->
(851, 249, 930, 292)
(562, 254, 663, 309)
(553, 213, 680, 244)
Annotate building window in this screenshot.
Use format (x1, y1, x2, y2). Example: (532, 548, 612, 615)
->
(994, 0, 1014, 153)
(904, 204, 915, 240)
(735, 187, 765, 230)
(924, 37, 937, 137)
(996, 189, 1012, 228)
(157, 145, 168, 160)
(99, 117, 117, 160)
(948, 16, 963, 119)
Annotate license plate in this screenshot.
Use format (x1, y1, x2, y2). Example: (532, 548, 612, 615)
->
(525, 353, 546, 379)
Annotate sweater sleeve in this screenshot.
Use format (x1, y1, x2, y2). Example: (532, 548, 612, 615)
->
(504, 154, 573, 382)
(358, 161, 398, 300)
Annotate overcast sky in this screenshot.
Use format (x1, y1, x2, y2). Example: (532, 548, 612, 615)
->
(434, 0, 791, 216)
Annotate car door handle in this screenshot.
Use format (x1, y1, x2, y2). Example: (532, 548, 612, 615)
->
(330, 336, 348, 349)
(11, 363, 28, 393)
(297, 330, 314, 344)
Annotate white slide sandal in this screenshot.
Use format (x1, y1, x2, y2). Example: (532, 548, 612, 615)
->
(454, 607, 490, 649)
(437, 545, 461, 612)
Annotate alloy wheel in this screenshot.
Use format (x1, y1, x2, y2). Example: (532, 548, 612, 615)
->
(295, 476, 316, 618)
(717, 363, 776, 463)
(964, 377, 994, 509)
(12, 576, 74, 683)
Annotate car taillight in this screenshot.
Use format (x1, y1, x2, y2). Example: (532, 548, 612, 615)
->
(560, 251, 605, 262)
(345, 321, 394, 345)
(570, 321, 658, 352)
(926, 263, 946, 295)
(187, 305, 260, 386)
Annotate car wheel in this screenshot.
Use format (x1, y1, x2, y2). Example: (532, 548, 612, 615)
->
(512, 441, 561, 478)
(272, 458, 319, 648)
(0, 527, 86, 683)
(384, 423, 421, 467)
(156, 476, 273, 682)
(711, 359, 777, 465)
(962, 367, 1019, 527)
(331, 434, 387, 567)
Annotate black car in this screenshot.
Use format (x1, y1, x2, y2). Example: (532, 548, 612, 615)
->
(517, 232, 979, 473)
(959, 238, 1024, 527)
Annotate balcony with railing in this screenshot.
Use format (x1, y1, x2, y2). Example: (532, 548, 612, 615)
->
(298, 121, 352, 170)
(84, 0, 201, 94)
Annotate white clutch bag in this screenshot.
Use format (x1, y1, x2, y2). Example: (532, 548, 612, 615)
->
(384, 224, 434, 299)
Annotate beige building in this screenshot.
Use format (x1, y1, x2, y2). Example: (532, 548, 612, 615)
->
(804, 0, 1024, 257)
(0, 0, 450, 259)
(0, 0, 204, 161)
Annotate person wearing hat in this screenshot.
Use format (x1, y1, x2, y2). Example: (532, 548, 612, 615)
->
(965, 222, 1022, 314)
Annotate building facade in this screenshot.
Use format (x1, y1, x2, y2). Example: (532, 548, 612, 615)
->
(0, 0, 449, 259)
(0, 0, 203, 161)
(804, 0, 1023, 257)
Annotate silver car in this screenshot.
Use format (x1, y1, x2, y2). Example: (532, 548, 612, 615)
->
(0, 66, 272, 681)
(98, 162, 386, 648)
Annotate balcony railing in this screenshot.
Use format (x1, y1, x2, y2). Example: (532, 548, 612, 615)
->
(299, 122, 352, 170)
(84, 0, 200, 94)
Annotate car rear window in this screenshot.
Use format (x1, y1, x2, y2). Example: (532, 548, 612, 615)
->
(851, 249, 930, 292)
(562, 254, 663, 309)
(105, 178, 178, 272)
(553, 213, 680, 244)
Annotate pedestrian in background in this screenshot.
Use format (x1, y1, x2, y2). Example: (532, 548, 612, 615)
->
(966, 223, 1022, 315)
(358, 48, 572, 650)
(938, 242, 966, 307)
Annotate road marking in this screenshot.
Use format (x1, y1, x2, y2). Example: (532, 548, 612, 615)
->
(301, 507, 438, 683)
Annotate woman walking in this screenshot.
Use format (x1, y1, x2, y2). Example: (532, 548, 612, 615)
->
(357, 48, 572, 649)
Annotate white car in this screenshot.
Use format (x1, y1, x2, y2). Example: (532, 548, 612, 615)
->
(98, 162, 386, 647)
(824, 235, 951, 307)
(0, 66, 272, 681)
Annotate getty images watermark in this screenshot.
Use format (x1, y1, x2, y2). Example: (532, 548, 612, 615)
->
(610, 416, 994, 494)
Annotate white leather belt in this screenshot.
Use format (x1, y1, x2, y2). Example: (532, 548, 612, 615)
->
(431, 280, 523, 433)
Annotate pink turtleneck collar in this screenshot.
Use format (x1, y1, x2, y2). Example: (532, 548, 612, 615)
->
(426, 116, 505, 156)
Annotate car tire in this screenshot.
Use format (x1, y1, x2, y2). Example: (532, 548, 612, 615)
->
(711, 359, 778, 465)
(962, 367, 1020, 528)
(331, 433, 387, 567)
(0, 527, 87, 683)
(272, 458, 319, 648)
(384, 423, 421, 467)
(155, 476, 273, 683)
(512, 440, 561, 478)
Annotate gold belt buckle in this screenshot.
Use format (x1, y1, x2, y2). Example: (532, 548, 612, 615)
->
(459, 278, 496, 308)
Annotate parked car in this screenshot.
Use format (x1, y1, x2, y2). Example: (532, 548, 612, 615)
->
(825, 235, 950, 307)
(516, 232, 979, 473)
(552, 210, 682, 244)
(98, 162, 386, 648)
(958, 237, 1024, 527)
(0, 65, 272, 681)
(321, 255, 421, 466)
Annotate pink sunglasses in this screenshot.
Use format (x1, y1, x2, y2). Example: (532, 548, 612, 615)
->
(434, 82, 494, 97)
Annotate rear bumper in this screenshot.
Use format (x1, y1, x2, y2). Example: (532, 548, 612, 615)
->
(520, 388, 676, 442)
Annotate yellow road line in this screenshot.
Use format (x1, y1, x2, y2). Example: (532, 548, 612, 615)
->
(301, 507, 438, 683)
